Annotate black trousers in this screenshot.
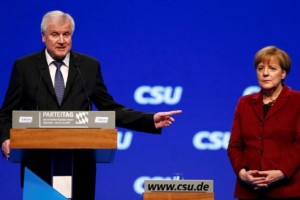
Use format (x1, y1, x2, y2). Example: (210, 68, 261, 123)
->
(21, 150, 96, 200)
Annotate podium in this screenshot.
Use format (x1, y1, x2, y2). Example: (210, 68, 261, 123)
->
(10, 110, 117, 199)
(10, 128, 117, 199)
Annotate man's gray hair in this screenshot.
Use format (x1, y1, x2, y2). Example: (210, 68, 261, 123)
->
(41, 10, 75, 34)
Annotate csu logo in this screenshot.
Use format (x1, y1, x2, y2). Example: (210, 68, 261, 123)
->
(243, 85, 260, 95)
(193, 131, 230, 150)
(134, 85, 183, 105)
(118, 131, 133, 150)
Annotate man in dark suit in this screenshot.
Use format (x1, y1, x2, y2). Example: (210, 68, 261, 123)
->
(0, 10, 182, 200)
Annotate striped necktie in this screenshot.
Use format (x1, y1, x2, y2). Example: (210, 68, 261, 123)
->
(53, 61, 65, 105)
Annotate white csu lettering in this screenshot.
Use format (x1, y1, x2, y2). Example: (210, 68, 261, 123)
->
(134, 86, 183, 105)
(243, 85, 260, 96)
(193, 131, 230, 150)
(117, 131, 133, 150)
(133, 176, 171, 195)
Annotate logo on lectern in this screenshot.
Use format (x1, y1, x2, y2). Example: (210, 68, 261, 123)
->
(19, 116, 33, 123)
(75, 112, 89, 124)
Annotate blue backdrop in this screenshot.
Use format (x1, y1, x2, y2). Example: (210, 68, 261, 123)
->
(1, 1, 300, 199)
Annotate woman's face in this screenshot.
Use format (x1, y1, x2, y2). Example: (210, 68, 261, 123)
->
(256, 56, 286, 91)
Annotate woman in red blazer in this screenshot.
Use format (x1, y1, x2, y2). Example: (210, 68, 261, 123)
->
(228, 46, 300, 199)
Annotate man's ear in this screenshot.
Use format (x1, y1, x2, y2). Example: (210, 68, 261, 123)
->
(42, 33, 46, 43)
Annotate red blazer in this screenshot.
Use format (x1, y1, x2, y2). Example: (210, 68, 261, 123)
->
(228, 85, 300, 199)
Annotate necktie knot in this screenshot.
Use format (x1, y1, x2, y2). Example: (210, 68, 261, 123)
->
(53, 60, 63, 69)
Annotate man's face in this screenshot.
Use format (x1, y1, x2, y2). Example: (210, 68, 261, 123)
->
(42, 20, 72, 60)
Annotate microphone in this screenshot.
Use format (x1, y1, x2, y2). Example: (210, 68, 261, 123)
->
(75, 63, 92, 111)
(35, 65, 45, 110)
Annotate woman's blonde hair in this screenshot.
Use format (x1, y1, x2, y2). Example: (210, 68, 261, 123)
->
(254, 46, 291, 75)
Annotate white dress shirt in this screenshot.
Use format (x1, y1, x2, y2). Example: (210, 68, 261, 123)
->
(45, 49, 70, 87)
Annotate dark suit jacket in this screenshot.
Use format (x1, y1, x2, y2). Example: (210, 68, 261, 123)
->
(0, 49, 161, 143)
(227, 85, 300, 198)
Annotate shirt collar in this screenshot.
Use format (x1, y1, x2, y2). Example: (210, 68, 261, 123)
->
(45, 49, 70, 67)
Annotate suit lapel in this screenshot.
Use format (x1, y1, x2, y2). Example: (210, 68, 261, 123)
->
(36, 50, 80, 105)
(250, 86, 291, 121)
(35, 51, 57, 98)
(64, 51, 79, 99)
(250, 92, 264, 122)
(265, 86, 290, 120)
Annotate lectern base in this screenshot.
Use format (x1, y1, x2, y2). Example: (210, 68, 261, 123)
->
(143, 192, 214, 200)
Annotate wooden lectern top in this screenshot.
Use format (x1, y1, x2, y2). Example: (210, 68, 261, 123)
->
(10, 128, 117, 149)
(9, 128, 118, 163)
